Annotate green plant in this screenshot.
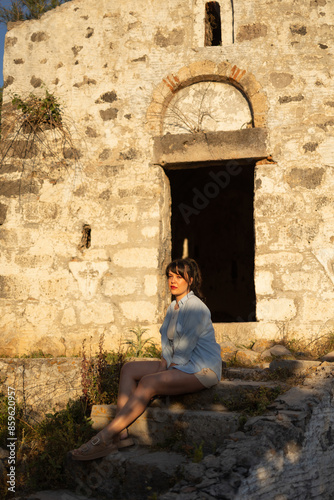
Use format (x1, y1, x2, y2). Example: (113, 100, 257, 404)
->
(0, 0, 71, 24)
(81, 334, 126, 406)
(24, 399, 92, 490)
(191, 441, 204, 463)
(21, 349, 53, 358)
(238, 414, 248, 430)
(282, 332, 334, 360)
(0, 393, 93, 496)
(12, 89, 62, 129)
(220, 386, 283, 417)
(147, 493, 158, 500)
(140, 342, 162, 359)
(124, 326, 156, 357)
(0, 87, 81, 192)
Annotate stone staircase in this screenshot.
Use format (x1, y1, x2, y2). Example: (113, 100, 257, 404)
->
(67, 366, 290, 500)
(90, 375, 288, 454)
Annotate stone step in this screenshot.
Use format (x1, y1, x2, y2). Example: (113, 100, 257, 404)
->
(223, 366, 271, 380)
(92, 404, 241, 451)
(150, 379, 288, 411)
(90, 378, 287, 451)
(68, 446, 189, 500)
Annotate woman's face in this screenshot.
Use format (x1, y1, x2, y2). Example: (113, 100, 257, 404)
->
(168, 269, 193, 302)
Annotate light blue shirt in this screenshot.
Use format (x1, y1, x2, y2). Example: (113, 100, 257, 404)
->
(160, 291, 222, 381)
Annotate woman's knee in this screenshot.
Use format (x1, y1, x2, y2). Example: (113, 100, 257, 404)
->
(120, 360, 137, 378)
(137, 375, 158, 398)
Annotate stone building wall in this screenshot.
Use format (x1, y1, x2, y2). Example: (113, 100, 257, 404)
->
(0, 0, 333, 355)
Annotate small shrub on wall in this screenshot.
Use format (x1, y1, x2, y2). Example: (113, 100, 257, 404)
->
(0, 86, 82, 193)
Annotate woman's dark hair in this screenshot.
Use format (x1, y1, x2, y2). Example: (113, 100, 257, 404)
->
(165, 258, 204, 300)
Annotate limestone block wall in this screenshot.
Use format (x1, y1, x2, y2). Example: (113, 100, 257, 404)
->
(0, 0, 333, 354)
(0, 358, 82, 419)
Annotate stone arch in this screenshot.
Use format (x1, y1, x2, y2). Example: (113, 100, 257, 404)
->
(146, 60, 267, 136)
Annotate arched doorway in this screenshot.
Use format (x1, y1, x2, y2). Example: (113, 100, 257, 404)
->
(149, 62, 269, 322)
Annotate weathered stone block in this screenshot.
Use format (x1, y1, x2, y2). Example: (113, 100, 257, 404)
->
(139, 203, 160, 220)
(39, 274, 69, 301)
(255, 270, 274, 295)
(302, 297, 334, 322)
(281, 271, 320, 292)
(319, 137, 334, 166)
(254, 193, 304, 218)
(22, 202, 58, 222)
(235, 349, 260, 365)
(24, 301, 57, 326)
(14, 254, 53, 268)
(252, 339, 275, 353)
(250, 92, 268, 115)
(269, 72, 294, 89)
(104, 276, 139, 296)
(61, 307, 77, 326)
(322, 351, 334, 362)
(154, 129, 268, 166)
(253, 113, 266, 128)
(79, 301, 114, 325)
(239, 72, 263, 97)
(93, 229, 128, 246)
(0, 358, 82, 417)
(154, 27, 184, 47)
(237, 23, 268, 42)
(265, 345, 292, 357)
(119, 301, 156, 322)
(0, 229, 18, 247)
(0, 203, 8, 224)
(175, 65, 193, 85)
(285, 167, 325, 189)
(113, 248, 158, 268)
(100, 108, 118, 121)
(112, 205, 138, 223)
(141, 226, 159, 238)
(144, 275, 158, 296)
(0, 179, 40, 197)
(216, 61, 232, 78)
(0, 163, 21, 174)
(256, 252, 304, 267)
(0, 275, 29, 300)
(257, 298, 297, 321)
(220, 341, 238, 362)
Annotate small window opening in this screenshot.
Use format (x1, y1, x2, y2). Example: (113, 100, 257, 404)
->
(78, 224, 91, 251)
(205, 2, 222, 46)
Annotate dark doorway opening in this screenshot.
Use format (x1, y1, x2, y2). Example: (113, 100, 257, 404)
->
(166, 161, 256, 323)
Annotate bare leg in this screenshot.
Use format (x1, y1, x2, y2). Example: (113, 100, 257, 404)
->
(71, 368, 205, 459)
(116, 360, 162, 413)
(100, 368, 205, 443)
(115, 360, 163, 440)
